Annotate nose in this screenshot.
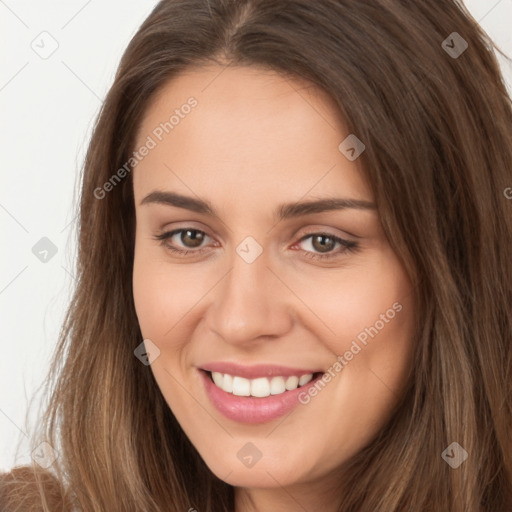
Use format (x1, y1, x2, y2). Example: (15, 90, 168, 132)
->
(205, 248, 293, 346)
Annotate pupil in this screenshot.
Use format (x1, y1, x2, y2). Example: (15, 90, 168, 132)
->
(182, 230, 203, 248)
(312, 235, 334, 253)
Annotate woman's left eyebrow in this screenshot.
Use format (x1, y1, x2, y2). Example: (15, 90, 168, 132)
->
(277, 197, 376, 219)
(140, 190, 376, 220)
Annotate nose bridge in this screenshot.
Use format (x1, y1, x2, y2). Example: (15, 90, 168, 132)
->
(207, 243, 291, 344)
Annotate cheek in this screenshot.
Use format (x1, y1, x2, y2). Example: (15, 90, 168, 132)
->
(132, 244, 204, 340)
(132, 264, 174, 364)
(132, 251, 199, 404)
(289, 251, 416, 409)
(132, 264, 174, 340)
(290, 257, 413, 354)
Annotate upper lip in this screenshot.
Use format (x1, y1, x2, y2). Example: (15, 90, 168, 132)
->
(200, 362, 323, 379)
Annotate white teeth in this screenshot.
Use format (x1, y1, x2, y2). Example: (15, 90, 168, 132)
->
(285, 376, 299, 390)
(299, 374, 313, 386)
(212, 372, 223, 388)
(251, 377, 270, 397)
(223, 373, 233, 393)
(210, 372, 314, 397)
(270, 376, 286, 395)
(232, 376, 251, 396)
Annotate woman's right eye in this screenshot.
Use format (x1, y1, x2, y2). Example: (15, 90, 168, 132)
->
(153, 228, 214, 256)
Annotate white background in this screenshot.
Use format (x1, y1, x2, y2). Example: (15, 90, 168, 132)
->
(1, 0, 511, 471)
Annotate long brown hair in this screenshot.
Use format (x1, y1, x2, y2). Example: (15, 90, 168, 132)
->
(2, 1, 512, 510)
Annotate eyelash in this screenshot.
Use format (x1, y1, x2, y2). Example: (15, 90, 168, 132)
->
(153, 228, 359, 261)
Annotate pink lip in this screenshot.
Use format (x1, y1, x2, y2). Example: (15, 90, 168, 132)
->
(200, 361, 321, 379)
(199, 369, 324, 424)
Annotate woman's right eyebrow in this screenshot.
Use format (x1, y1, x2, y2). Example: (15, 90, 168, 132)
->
(140, 190, 376, 221)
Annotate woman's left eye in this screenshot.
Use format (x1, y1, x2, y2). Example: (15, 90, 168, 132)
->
(294, 233, 359, 260)
(153, 228, 359, 260)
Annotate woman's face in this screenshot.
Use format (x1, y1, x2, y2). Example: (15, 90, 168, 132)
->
(132, 64, 415, 501)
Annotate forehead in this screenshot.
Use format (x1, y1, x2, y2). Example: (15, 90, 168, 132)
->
(138, 63, 344, 133)
(132, 64, 371, 206)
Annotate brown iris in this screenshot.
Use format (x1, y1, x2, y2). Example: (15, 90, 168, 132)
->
(180, 229, 205, 248)
(310, 234, 336, 253)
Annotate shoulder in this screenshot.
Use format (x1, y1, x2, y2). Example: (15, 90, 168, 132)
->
(0, 465, 70, 511)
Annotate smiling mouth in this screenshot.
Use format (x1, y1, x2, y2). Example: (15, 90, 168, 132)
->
(205, 370, 324, 398)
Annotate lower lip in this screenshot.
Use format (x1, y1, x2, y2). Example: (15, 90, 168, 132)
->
(199, 370, 322, 424)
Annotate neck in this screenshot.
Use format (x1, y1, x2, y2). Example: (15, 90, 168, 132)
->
(234, 476, 344, 512)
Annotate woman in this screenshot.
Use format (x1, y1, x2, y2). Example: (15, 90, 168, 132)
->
(2, 0, 511, 510)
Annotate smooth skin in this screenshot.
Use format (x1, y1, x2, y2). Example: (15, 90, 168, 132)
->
(132, 64, 416, 512)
